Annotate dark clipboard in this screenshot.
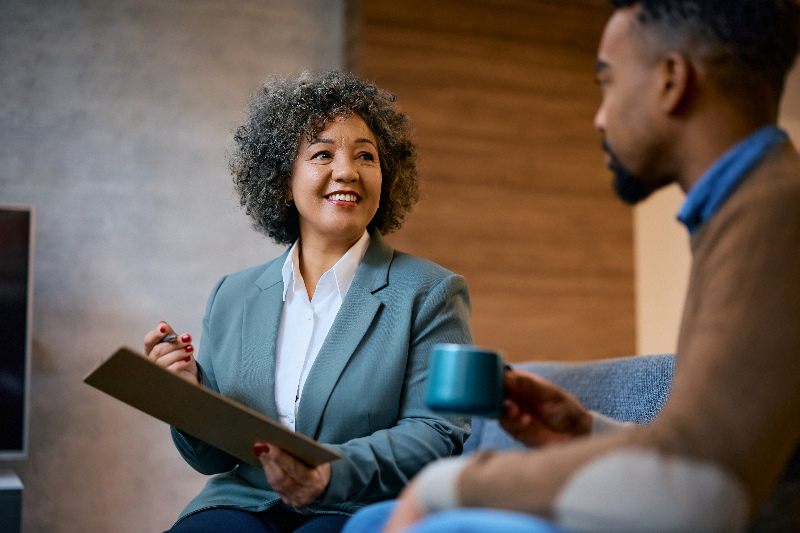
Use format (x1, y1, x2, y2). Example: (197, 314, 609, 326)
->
(84, 346, 340, 468)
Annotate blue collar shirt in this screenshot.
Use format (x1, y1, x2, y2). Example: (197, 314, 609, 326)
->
(677, 125, 788, 235)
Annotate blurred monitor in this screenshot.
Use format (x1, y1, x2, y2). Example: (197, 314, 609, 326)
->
(0, 206, 34, 460)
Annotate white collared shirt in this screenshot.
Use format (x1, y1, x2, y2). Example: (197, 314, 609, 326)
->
(275, 230, 371, 431)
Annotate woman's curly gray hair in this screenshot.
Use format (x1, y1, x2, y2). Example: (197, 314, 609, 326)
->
(227, 70, 419, 244)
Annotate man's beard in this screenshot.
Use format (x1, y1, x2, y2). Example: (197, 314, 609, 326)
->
(603, 139, 652, 205)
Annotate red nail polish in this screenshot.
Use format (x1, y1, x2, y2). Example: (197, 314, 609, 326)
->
(181, 334, 191, 343)
(185, 345, 194, 353)
(253, 444, 270, 457)
(184, 356, 191, 362)
(160, 325, 166, 333)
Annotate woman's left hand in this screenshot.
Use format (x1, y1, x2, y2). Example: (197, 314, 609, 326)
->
(253, 443, 331, 507)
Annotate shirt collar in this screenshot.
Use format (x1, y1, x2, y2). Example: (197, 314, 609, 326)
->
(677, 125, 788, 235)
(281, 230, 371, 301)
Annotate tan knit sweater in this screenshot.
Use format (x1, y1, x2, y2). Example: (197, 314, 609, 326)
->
(456, 141, 800, 520)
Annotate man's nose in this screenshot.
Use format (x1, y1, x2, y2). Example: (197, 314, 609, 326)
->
(593, 105, 605, 133)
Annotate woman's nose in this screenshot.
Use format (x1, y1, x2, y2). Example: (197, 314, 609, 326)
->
(332, 158, 359, 182)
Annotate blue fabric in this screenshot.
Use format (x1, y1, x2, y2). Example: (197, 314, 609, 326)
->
(464, 354, 675, 454)
(166, 507, 348, 533)
(342, 501, 567, 533)
(677, 125, 788, 234)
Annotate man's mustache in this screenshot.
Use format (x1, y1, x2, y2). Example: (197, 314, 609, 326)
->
(601, 138, 620, 168)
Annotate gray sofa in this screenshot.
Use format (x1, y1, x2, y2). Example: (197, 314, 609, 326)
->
(461, 354, 798, 532)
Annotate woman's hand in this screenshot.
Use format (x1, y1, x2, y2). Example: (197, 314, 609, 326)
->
(499, 368, 592, 447)
(143, 321, 198, 384)
(253, 443, 331, 508)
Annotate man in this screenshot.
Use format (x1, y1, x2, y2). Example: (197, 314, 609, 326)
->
(342, 0, 800, 531)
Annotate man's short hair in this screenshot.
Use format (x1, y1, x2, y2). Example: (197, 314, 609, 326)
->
(609, 0, 800, 98)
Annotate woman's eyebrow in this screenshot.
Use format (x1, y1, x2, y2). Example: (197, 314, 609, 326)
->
(355, 138, 377, 148)
(308, 137, 377, 147)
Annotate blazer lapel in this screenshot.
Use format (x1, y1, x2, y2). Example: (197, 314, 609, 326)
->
(240, 250, 288, 421)
(296, 231, 393, 439)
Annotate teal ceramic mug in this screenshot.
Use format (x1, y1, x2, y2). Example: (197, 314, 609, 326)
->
(425, 344, 507, 417)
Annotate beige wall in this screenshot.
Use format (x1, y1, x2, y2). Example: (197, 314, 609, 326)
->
(634, 62, 800, 355)
(0, 1, 344, 531)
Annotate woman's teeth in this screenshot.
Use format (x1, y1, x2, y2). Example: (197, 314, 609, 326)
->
(327, 193, 358, 202)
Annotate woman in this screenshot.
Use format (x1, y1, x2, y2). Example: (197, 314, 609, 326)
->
(143, 70, 473, 533)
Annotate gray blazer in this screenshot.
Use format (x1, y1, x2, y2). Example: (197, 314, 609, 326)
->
(172, 230, 473, 520)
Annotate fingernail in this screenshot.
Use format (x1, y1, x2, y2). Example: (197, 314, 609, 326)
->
(253, 444, 270, 457)
(160, 324, 166, 333)
(184, 356, 191, 362)
(185, 345, 194, 353)
(181, 334, 191, 343)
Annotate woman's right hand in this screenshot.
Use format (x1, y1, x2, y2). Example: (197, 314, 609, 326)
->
(143, 321, 198, 384)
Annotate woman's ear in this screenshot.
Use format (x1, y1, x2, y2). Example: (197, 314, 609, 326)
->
(659, 52, 695, 115)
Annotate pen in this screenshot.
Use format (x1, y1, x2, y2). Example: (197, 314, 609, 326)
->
(158, 334, 178, 344)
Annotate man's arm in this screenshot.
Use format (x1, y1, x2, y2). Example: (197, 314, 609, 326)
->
(384, 162, 800, 532)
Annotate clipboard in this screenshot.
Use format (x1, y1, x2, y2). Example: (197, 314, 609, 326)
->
(84, 347, 340, 468)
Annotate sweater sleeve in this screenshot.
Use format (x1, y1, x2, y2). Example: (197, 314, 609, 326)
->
(439, 163, 800, 527)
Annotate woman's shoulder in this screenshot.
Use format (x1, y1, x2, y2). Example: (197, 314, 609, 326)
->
(388, 249, 463, 285)
(365, 231, 463, 287)
(381, 250, 471, 316)
(212, 252, 288, 294)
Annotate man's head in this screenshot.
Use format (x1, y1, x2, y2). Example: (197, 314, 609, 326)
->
(595, 0, 800, 204)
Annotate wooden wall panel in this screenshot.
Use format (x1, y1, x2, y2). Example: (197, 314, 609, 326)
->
(352, 0, 634, 362)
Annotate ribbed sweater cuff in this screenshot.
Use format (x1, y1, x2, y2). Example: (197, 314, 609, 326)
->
(590, 410, 634, 434)
(415, 456, 469, 514)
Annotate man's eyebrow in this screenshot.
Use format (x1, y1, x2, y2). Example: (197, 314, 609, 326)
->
(595, 59, 610, 73)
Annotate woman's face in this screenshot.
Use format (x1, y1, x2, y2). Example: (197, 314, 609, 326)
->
(291, 114, 382, 248)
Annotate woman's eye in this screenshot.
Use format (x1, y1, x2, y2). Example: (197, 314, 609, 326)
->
(311, 150, 331, 160)
(358, 152, 376, 161)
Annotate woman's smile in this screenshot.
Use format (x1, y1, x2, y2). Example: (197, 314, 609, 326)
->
(291, 114, 382, 246)
(325, 191, 361, 205)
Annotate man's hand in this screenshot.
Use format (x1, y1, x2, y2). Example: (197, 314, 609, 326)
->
(500, 367, 592, 447)
(254, 444, 331, 508)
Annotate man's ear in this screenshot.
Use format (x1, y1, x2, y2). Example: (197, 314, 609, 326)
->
(659, 52, 695, 115)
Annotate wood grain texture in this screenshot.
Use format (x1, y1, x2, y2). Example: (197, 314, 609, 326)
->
(351, 0, 634, 362)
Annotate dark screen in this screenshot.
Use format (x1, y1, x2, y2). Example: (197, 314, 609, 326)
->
(0, 209, 31, 453)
